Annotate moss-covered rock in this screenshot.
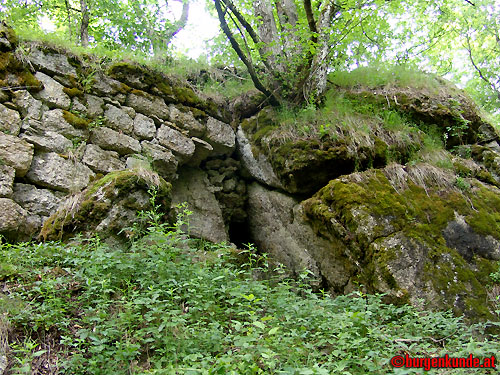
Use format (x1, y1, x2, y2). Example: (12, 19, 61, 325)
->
(40, 169, 171, 242)
(343, 85, 499, 148)
(302, 163, 500, 322)
(0, 21, 18, 52)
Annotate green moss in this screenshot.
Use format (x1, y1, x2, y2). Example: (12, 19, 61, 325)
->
(0, 23, 18, 50)
(0, 52, 12, 71)
(108, 61, 145, 78)
(63, 110, 91, 129)
(18, 70, 42, 91)
(467, 184, 500, 239)
(63, 86, 84, 98)
(41, 170, 172, 242)
(157, 82, 174, 97)
(172, 86, 202, 107)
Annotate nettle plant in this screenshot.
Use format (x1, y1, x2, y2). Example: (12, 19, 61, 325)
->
(0, 192, 499, 374)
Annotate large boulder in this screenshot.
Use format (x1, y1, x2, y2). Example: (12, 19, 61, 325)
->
(171, 167, 228, 243)
(0, 198, 37, 241)
(26, 152, 94, 193)
(248, 183, 329, 285)
(302, 163, 500, 321)
(40, 169, 171, 242)
(0, 132, 34, 177)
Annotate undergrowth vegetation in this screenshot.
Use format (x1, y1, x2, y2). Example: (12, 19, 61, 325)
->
(0, 205, 499, 374)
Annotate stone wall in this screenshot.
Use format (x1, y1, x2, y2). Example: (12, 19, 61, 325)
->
(0, 32, 244, 242)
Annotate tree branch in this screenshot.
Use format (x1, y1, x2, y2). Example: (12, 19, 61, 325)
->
(213, 0, 279, 105)
(303, 0, 318, 43)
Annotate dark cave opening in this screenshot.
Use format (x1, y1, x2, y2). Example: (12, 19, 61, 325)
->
(228, 219, 253, 249)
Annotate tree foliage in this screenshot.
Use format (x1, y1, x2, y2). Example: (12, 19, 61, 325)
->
(208, 0, 500, 114)
(0, 0, 190, 54)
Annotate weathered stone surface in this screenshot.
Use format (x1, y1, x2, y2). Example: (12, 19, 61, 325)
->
(0, 103, 21, 135)
(0, 133, 34, 177)
(302, 164, 500, 321)
(133, 113, 156, 140)
(72, 97, 87, 114)
(0, 165, 15, 197)
(85, 94, 104, 117)
(188, 137, 213, 167)
(90, 127, 141, 155)
(40, 109, 88, 139)
(0, 90, 9, 102)
(157, 125, 195, 162)
(169, 105, 205, 137)
(204, 117, 235, 155)
(141, 141, 178, 179)
(126, 91, 169, 120)
(104, 104, 134, 134)
(442, 212, 500, 261)
(40, 170, 171, 242)
(247, 183, 325, 283)
(0, 198, 37, 241)
(27, 48, 77, 77)
(13, 183, 63, 217)
(126, 155, 151, 170)
(20, 121, 73, 153)
(236, 126, 283, 189)
(26, 152, 94, 192)
(34, 72, 71, 110)
(171, 167, 228, 243)
(12, 90, 43, 120)
(91, 73, 123, 96)
(82, 144, 125, 173)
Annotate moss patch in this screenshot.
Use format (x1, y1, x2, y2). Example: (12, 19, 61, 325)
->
(63, 110, 91, 129)
(63, 86, 84, 98)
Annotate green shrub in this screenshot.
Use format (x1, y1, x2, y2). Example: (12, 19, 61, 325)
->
(1, 205, 498, 374)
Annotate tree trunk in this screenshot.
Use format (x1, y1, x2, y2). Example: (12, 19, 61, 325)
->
(253, 0, 284, 73)
(80, 0, 89, 47)
(164, 0, 190, 45)
(303, 1, 337, 102)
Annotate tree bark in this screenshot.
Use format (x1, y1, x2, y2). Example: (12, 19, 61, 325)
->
(79, 0, 89, 47)
(303, 1, 337, 101)
(165, 0, 190, 44)
(253, 0, 284, 73)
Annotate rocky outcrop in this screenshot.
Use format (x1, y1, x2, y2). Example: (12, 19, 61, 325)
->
(1, 25, 499, 325)
(301, 164, 500, 320)
(171, 167, 228, 243)
(40, 169, 171, 242)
